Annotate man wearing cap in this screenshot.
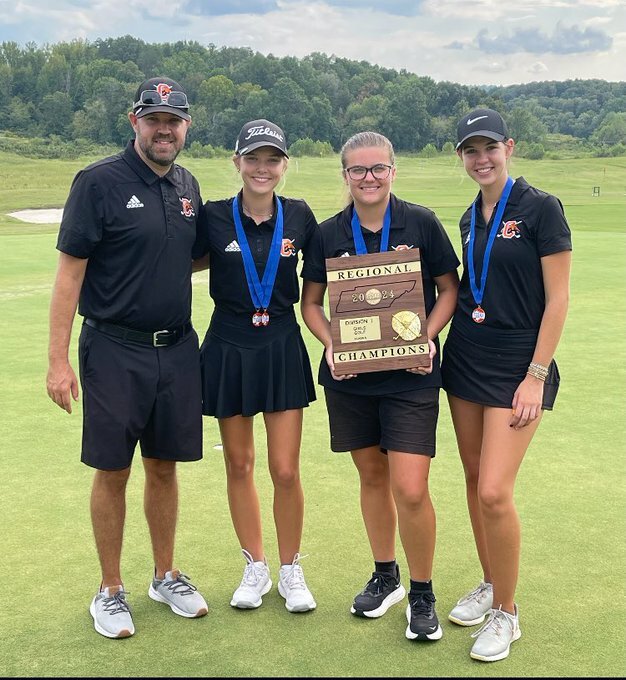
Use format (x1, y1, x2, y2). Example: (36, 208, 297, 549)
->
(47, 77, 208, 638)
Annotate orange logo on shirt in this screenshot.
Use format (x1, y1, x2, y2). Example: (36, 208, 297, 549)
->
(180, 197, 195, 217)
(499, 220, 521, 239)
(280, 238, 297, 256)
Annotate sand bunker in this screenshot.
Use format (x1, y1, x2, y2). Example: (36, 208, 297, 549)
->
(9, 208, 64, 223)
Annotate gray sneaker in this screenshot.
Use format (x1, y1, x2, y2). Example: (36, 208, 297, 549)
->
(470, 605, 521, 662)
(148, 569, 208, 618)
(89, 586, 135, 639)
(449, 581, 493, 626)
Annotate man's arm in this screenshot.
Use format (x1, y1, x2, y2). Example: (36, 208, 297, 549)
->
(47, 253, 88, 413)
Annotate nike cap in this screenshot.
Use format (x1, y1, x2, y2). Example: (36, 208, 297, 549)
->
(235, 119, 289, 157)
(456, 108, 508, 150)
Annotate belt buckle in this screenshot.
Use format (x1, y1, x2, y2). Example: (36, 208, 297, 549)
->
(152, 330, 171, 347)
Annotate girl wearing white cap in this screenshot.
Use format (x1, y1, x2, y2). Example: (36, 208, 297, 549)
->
(442, 108, 572, 661)
(197, 119, 324, 613)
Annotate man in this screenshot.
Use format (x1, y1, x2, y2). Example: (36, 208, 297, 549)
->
(47, 77, 208, 639)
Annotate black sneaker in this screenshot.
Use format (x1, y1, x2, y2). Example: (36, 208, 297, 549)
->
(350, 566, 406, 618)
(405, 591, 443, 640)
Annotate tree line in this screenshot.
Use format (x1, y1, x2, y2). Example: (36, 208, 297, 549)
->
(1, 36, 625, 159)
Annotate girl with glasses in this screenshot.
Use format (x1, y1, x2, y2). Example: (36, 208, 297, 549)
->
(197, 119, 324, 613)
(441, 108, 572, 662)
(301, 131, 459, 641)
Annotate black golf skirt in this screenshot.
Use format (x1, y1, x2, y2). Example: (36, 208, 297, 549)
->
(200, 308, 316, 418)
(441, 314, 560, 410)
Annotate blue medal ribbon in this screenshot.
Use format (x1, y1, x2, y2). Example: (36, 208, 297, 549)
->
(468, 177, 514, 320)
(350, 202, 391, 255)
(232, 194, 283, 324)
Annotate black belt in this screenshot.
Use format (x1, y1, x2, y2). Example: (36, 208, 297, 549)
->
(84, 318, 193, 347)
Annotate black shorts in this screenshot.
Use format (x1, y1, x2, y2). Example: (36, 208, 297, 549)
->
(323, 387, 439, 457)
(78, 323, 203, 470)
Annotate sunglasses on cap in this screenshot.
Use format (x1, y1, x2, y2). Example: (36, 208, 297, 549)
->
(134, 90, 189, 109)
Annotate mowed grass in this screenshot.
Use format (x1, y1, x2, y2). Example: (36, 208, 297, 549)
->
(0, 151, 624, 677)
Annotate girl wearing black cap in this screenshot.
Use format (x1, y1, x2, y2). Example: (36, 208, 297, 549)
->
(442, 108, 572, 661)
(198, 119, 323, 613)
(301, 131, 459, 642)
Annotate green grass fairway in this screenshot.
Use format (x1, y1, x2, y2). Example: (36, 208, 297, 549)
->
(0, 151, 624, 677)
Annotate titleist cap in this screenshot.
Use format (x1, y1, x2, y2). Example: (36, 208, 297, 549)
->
(235, 119, 288, 157)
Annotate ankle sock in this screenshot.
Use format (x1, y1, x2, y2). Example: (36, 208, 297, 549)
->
(410, 579, 433, 596)
(374, 559, 398, 576)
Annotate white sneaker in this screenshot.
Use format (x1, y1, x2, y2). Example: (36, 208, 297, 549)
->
(449, 581, 493, 626)
(278, 553, 316, 613)
(470, 605, 521, 662)
(230, 549, 272, 609)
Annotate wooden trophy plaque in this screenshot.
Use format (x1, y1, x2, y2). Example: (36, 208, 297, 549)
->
(326, 250, 429, 375)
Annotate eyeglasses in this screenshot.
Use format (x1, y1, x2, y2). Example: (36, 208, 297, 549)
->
(344, 164, 393, 181)
(134, 90, 189, 109)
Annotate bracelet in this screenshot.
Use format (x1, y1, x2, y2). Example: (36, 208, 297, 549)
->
(527, 361, 549, 381)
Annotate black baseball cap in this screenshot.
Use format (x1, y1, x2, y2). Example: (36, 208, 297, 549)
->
(456, 108, 508, 150)
(133, 77, 191, 121)
(235, 119, 289, 157)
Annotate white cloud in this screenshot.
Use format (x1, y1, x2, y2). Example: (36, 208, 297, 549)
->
(0, 0, 624, 86)
(528, 61, 549, 73)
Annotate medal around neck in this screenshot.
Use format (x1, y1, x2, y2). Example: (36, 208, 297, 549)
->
(468, 177, 514, 324)
(232, 195, 283, 327)
(325, 251, 430, 375)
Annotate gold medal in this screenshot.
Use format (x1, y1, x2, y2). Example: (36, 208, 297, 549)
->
(392, 310, 421, 341)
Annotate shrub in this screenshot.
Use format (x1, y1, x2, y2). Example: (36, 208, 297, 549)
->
(289, 138, 334, 157)
(0, 133, 119, 159)
(526, 143, 545, 160)
(187, 141, 216, 158)
(420, 143, 438, 158)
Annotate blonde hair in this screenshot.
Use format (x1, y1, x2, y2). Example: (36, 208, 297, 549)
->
(340, 131, 395, 168)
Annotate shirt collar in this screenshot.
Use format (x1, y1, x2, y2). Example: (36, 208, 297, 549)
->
(340, 193, 403, 240)
(234, 189, 277, 229)
(469, 176, 529, 216)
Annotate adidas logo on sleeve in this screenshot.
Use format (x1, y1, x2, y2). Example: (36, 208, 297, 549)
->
(126, 195, 144, 209)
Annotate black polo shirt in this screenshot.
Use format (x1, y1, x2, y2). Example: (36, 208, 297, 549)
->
(457, 176, 572, 330)
(198, 193, 324, 317)
(312, 193, 460, 396)
(57, 141, 205, 331)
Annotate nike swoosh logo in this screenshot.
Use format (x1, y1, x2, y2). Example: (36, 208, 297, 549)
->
(467, 116, 488, 125)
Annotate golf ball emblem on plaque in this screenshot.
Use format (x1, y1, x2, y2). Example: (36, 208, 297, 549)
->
(326, 251, 430, 375)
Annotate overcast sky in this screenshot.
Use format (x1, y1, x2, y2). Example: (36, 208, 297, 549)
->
(1, 0, 624, 86)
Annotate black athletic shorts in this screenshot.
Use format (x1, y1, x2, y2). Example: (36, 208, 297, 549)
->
(323, 387, 439, 457)
(78, 322, 203, 470)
